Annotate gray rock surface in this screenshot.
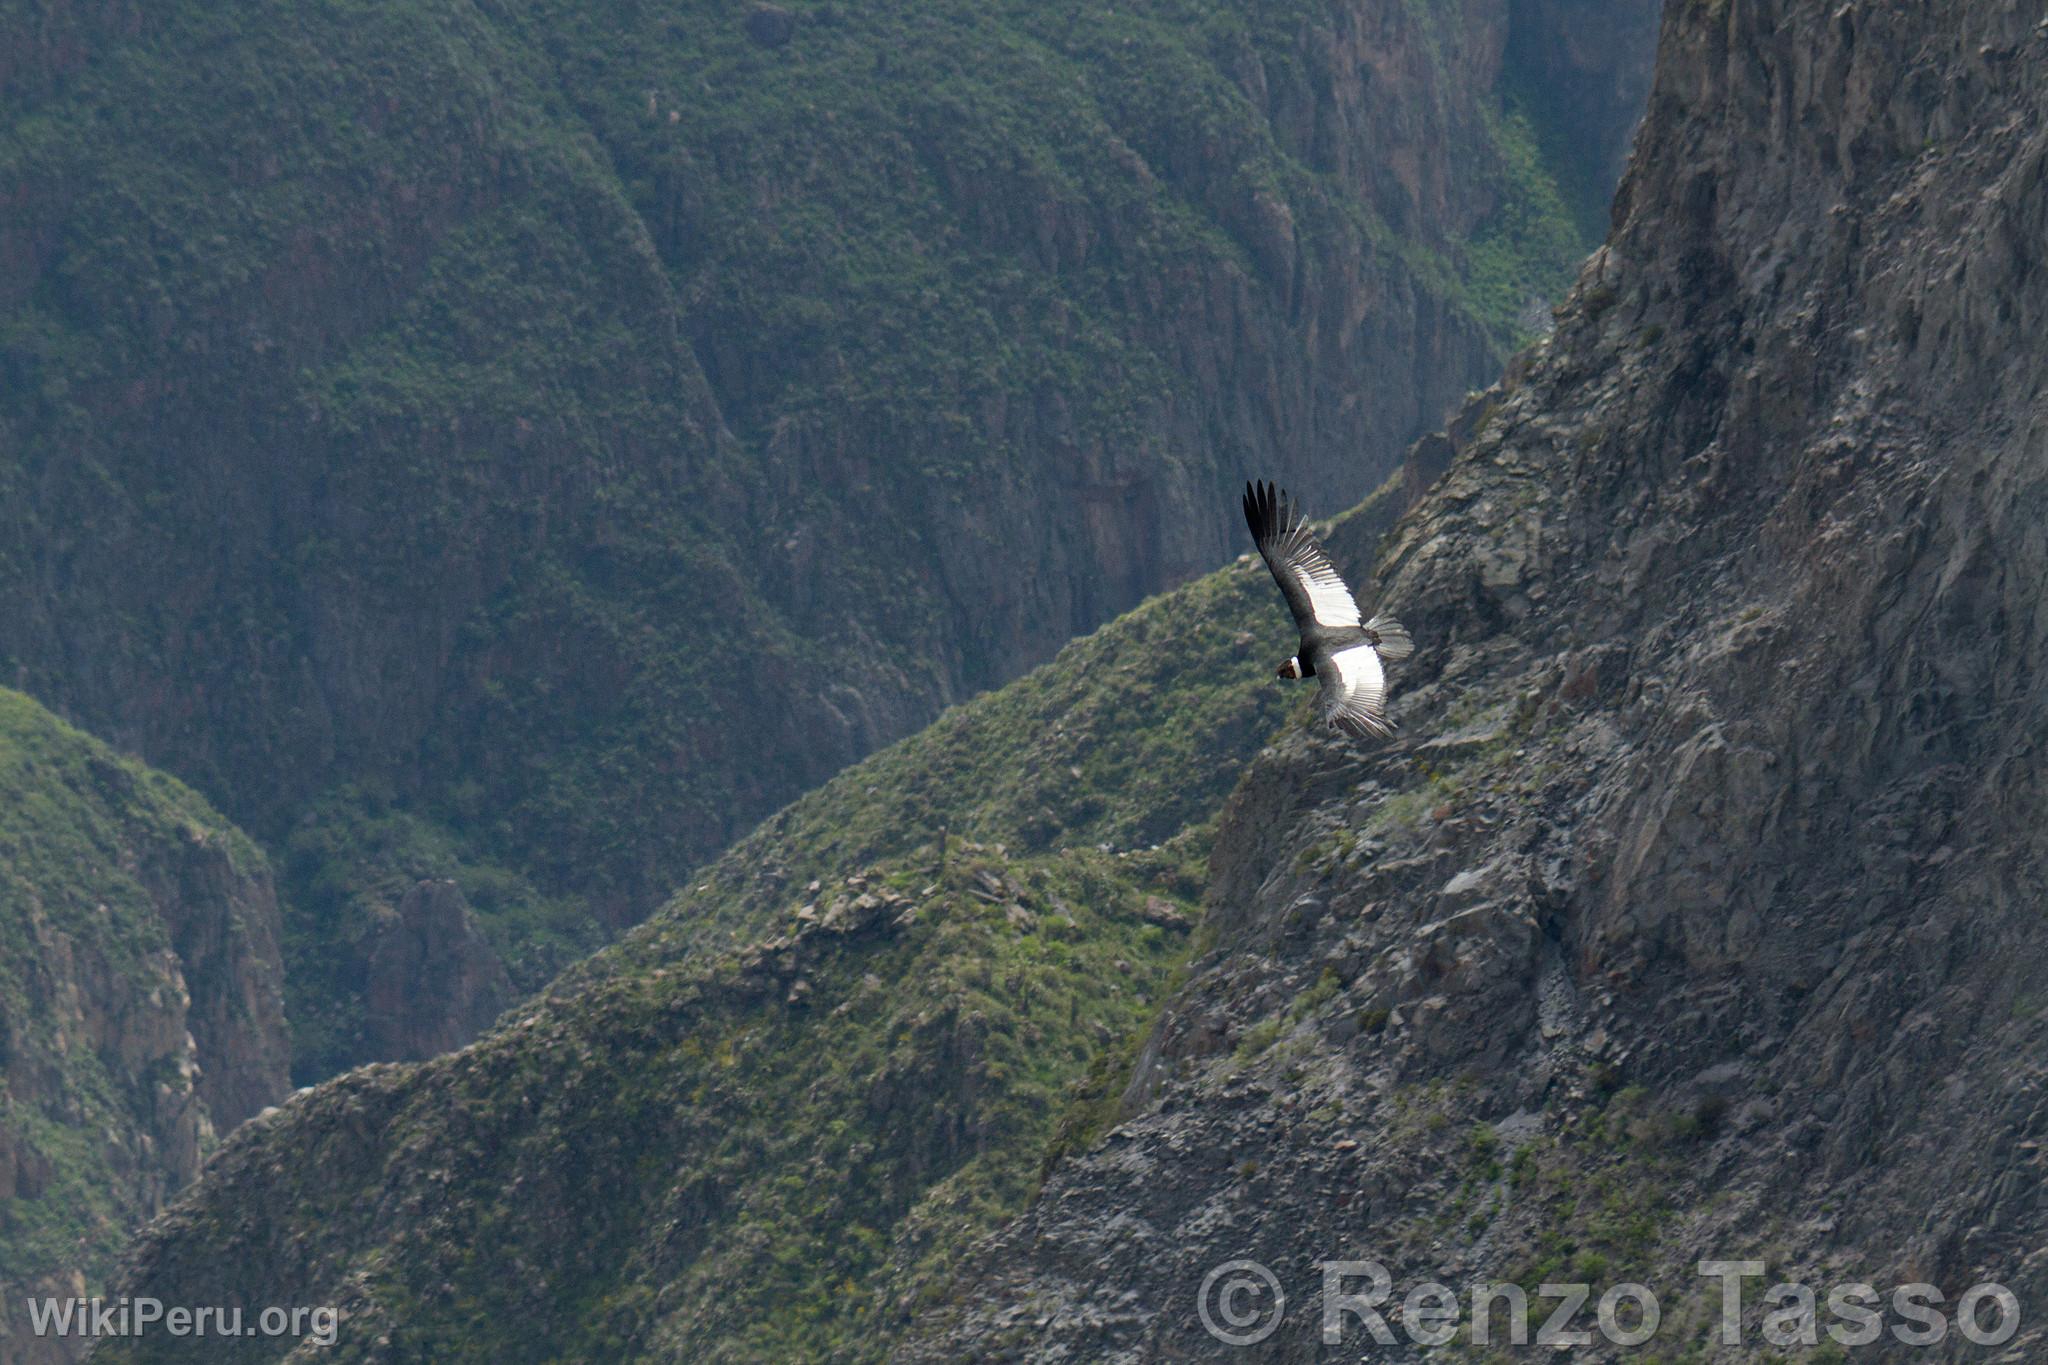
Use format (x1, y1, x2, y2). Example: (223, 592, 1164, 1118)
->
(362, 879, 514, 1062)
(911, 1, 2048, 1359)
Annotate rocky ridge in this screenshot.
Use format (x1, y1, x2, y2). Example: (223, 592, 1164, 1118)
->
(37, 1, 2048, 1361)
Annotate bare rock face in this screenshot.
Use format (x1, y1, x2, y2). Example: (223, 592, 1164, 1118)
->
(0, 692, 288, 1364)
(362, 879, 513, 1061)
(150, 822, 292, 1133)
(911, 2, 2048, 1359)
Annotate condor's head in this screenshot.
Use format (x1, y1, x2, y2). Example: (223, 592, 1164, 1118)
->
(1276, 656, 1305, 679)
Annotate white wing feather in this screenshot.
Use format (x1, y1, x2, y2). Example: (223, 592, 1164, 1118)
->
(1317, 640, 1393, 738)
(1274, 523, 1362, 629)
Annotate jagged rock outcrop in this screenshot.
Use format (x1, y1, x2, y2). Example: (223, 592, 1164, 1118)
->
(0, 0, 1656, 1073)
(0, 690, 288, 1365)
(907, 1, 2048, 1359)
(361, 880, 513, 1062)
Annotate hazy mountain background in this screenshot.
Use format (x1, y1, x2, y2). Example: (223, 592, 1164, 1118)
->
(2, 0, 1656, 1089)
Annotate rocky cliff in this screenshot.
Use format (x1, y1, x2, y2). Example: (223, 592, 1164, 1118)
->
(906, 0, 2048, 1357)
(0, 0, 1656, 1075)
(84, 0, 2048, 1358)
(79, 0, 2048, 1358)
(0, 690, 288, 1365)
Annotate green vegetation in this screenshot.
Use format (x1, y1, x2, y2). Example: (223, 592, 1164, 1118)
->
(1, 0, 1605, 1077)
(628, 554, 1291, 958)
(1459, 103, 1588, 342)
(1487, 1085, 1717, 1349)
(95, 492, 1415, 1361)
(339, 845, 1194, 1363)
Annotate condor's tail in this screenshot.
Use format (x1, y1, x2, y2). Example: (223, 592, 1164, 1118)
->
(1366, 612, 1412, 662)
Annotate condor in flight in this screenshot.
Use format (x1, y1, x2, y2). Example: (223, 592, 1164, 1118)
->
(1243, 480, 1412, 739)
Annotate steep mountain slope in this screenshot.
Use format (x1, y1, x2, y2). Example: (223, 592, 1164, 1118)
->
(0, 0, 1655, 1075)
(62, 0, 2048, 1360)
(0, 690, 287, 1365)
(902, 1, 2048, 1359)
(88, 477, 1419, 1363)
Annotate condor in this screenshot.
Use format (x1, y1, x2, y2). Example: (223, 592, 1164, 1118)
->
(1243, 480, 1412, 739)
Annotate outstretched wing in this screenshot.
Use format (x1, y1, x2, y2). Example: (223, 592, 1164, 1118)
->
(1242, 480, 1361, 633)
(1316, 640, 1394, 738)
